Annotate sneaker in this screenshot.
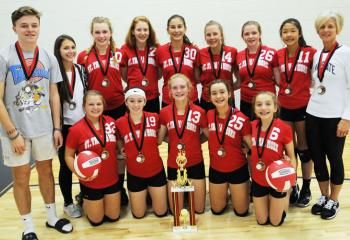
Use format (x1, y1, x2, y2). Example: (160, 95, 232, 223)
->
(75, 192, 83, 208)
(297, 188, 312, 207)
(321, 199, 339, 220)
(311, 195, 328, 215)
(64, 203, 82, 218)
(289, 184, 299, 205)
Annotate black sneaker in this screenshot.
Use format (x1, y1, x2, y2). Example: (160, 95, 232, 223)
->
(289, 184, 299, 205)
(75, 192, 83, 208)
(297, 188, 312, 207)
(321, 199, 339, 220)
(311, 195, 328, 215)
(121, 187, 129, 206)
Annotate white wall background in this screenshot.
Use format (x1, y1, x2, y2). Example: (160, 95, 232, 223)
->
(1, 0, 349, 53)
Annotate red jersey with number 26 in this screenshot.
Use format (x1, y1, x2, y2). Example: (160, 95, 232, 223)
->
(115, 112, 163, 178)
(66, 116, 119, 189)
(251, 118, 293, 187)
(236, 45, 278, 103)
(159, 103, 207, 168)
(207, 108, 251, 172)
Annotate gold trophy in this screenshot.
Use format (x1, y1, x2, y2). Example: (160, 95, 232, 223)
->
(171, 150, 197, 232)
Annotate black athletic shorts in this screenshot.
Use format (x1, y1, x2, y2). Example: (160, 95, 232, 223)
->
(127, 169, 167, 192)
(167, 161, 205, 180)
(80, 181, 121, 201)
(209, 164, 250, 184)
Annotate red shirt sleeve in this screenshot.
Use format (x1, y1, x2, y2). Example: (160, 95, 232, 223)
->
(77, 51, 87, 65)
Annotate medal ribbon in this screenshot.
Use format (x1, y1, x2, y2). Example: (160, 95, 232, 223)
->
(15, 41, 39, 81)
(172, 104, 191, 141)
(284, 47, 302, 84)
(209, 46, 224, 79)
(256, 118, 274, 161)
(127, 113, 147, 152)
(169, 44, 186, 73)
(84, 116, 107, 149)
(214, 107, 233, 146)
(317, 42, 339, 82)
(93, 46, 112, 77)
(245, 46, 262, 80)
(134, 46, 149, 78)
(68, 65, 76, 98)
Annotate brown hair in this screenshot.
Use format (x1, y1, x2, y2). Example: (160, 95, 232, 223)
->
(204, 20, 225, 45)
(241, 20, 262, 44)
(125, 16, 158, 48)
(252, 91, 279, 118)
(11, 6, 41, 26)
(83, 90, 106, 110)
(168, 73, 193, 101)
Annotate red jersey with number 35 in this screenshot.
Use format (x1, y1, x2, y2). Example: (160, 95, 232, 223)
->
(200, 46, 238, 101)
(250, 118, 293, 187)
(115, 112, 164, 178)
(236, 45, 278, 103)
(77, 48, 124, 110)
(66, 116, 119, 189)
(277, 47, 316, 109)
(156, 43, 200, 104)
(120, 44, 159, 100)
(207, 108, 251, 172)
(159, 103, 207, 168)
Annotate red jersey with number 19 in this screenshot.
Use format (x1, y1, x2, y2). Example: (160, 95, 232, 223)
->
(156, 43, 200, 104)
(66, 116, 119, 189)
(159, 103, 207, 168)
(115, 112, 163, 178)
(236, 45, 278, 103)
(207, 108, 251, 172)
(250, 118, 293, 187)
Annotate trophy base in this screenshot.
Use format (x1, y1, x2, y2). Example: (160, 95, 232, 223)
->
(173, 225, 198, 233)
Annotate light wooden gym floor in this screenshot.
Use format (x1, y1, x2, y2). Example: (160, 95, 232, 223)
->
(0, 138, 349, 240)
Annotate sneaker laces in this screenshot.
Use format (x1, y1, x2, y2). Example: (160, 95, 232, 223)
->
(324, 199, 335, 210)
(316, 196, 327, 205)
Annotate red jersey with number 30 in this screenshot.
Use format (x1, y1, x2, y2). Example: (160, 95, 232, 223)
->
(277, 47, 316, 109)
(200, 46, 238, 101)
(159, 103, 207, 168)
(77, 48, 124, 110)
(207, 108, 251, 172)
(66, 116, 119, 189)
(250, 118, 293, 187)
(156, 43, 200, 104)
(120, 44, 159, 100)
(115, 112, 163, 178)
(236, 45, 278, 103)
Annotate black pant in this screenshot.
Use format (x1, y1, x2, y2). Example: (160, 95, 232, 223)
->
(58, 124, 74, 205)
(144, 97, 160, 113)
(305, 114, 346, 185)
(104, 103, 127, 120)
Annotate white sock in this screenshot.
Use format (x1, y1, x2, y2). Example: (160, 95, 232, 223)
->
(22, 213, 35, 235)
(45, 203, 59, 226)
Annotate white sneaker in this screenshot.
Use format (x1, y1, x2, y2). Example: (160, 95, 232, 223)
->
(64, 203, 82, 218)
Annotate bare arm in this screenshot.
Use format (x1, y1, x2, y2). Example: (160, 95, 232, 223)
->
(242, 134, 252, 149)
(232, 65, 241, 90)
(284, 141, 297, 169)
(273, 67, 280, 86)
(158, 124, 168, 145)
(120, 66, 128, 84)
(50, 83, 63, 149)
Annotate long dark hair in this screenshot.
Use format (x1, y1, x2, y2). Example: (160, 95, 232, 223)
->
(167, 14, 191, 44)
(279, 18, 309, 48)
(54, 34, 76, 104)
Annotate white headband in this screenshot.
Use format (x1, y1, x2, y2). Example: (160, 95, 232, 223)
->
(125, 88, 146, 100)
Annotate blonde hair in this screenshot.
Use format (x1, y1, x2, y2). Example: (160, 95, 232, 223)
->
(86, 16, 118, 64)
(125, 16, 158, 48)
(315, 11, 344, 34)
(204, 20, 225, 45)
(168, 73, 193, 101)
(241, 20, 262, 44)
(83, 90, 106, 110)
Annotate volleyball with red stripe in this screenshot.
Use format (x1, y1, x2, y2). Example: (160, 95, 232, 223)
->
(74, 151, 102, 179)
(265, 160, 296, 192)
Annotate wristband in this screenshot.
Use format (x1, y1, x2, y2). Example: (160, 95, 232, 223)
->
(9, 132, 20, 141)
(53, 128, 62, 132)
(6, 127, 17, 136)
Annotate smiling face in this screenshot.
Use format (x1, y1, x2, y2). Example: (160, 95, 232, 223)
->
(205, 24, 223, 50)
(242, 24, 261, 49)
(167, 17, 186, 42)
(281, 22, 300, 47)
(84, 95, 104, 120)
(126, 95, 146, 114)
(133, 21, 149, 46)
(169, 76, 190, 102)
(209, 82, 231, 109)
(13, 15, 40, 45)
(59, 39, 76, 64)
(318, 18, 337, 46)
(253, 93, 277, 121)
(92, 22, 112, 49)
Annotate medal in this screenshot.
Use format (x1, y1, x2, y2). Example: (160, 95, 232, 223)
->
(177, 142, 185, 150)
(93, 46, 112, 85)
(217, 146, 226, 157)
(24, 84, 32, 93)
(169, 44, 186, 74)
(284, 86, 292, 95)
(245, 46, 262, 89)
(101, 150, 110, 160)
(134, 47, 150, 87)
(248, 80, 256, 89)
(209, 46, 224, 79)
(283, 47, 301, 94)
(256, 160, 265, 171)
(136, 153, 145, 163)
(317, 85, 326, 95)
(141, 78, 149, 87)
(68, 65, 77, 105)
(101, 78, 110, 87)
(255, 119, 275, 172)
(69, 101, 76, 110)
(215, 108, 233, 158)
(15, 41, 39, 82)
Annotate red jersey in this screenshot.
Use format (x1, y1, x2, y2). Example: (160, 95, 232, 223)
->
(155, 43, 200, 104)
(236, 45, 278, 103)
(207, 108, 251, 172)
(200, 45, 238, 101)
(66, 116, 119, 189)
(115, 112, 163, 178)
(120, 44, 159, 100)
(251, 118, 293, 187)
(77, 48, 124, 110)
(159, 103, 207, 168)
(277, 47, 316, 109)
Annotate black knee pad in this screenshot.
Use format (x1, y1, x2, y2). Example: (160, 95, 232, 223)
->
(132, 212, 146, 219)
(298, 149, 312, 163)
(234, 208, 249, 217)
(104, 215, 119, 223)
(154, 211, 168, 218)
(271, 211, 286, 227)
(87, 217, 104, 227)
(257, 217, 270, 225)
(211, 206, 226, 215)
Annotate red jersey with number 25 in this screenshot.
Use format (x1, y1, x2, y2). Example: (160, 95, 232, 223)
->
(207, 108, 251, 172)
(250, 118, 293, 187)
(115, 112, 164, 178)
(66, 116, 119, 189)
(159, 103, 207, 168)
(236, 45, 278, 103)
